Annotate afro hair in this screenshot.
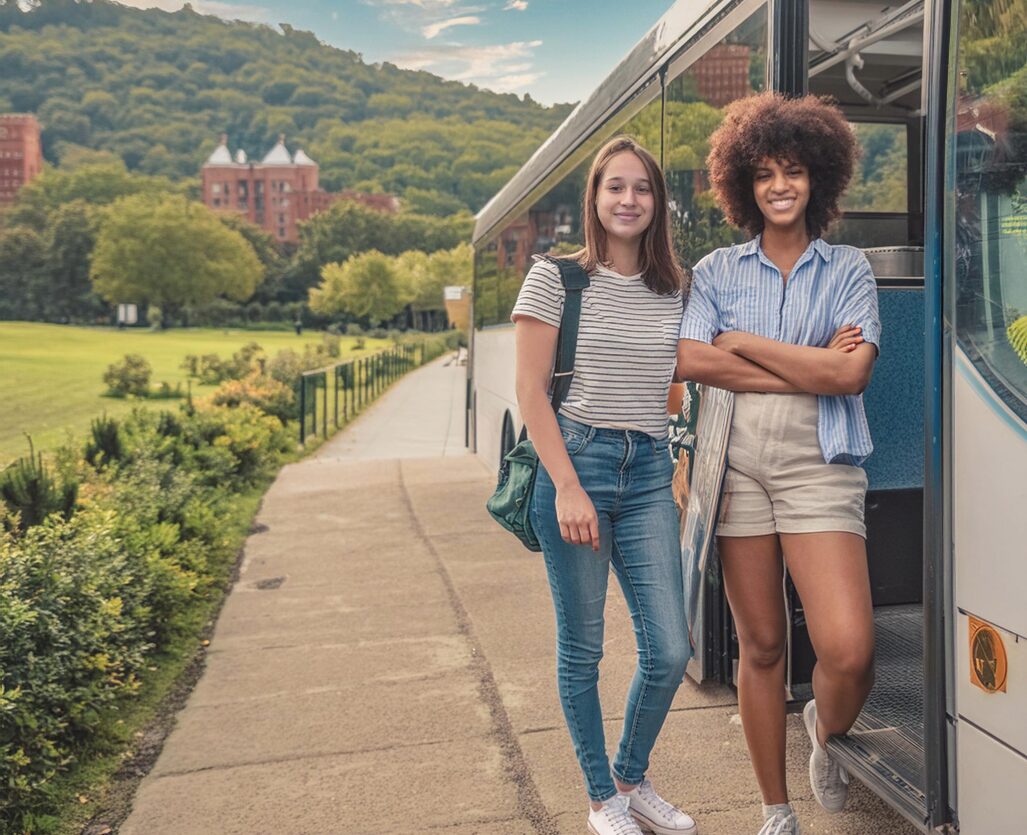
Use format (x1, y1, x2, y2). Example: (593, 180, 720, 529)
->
(706, 92, 860, 239)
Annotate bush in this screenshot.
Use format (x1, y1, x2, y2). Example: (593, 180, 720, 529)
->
(0, 446, 78, 534)
(103, 354, 152, 397)
(210, 374, 296, 423)
(352, 337, 367, 351)
(368, 327, 388, 339)
(181, 342, 264, 385)
(345, 322, 364, 336)
(0, 398, 295, 829)
(84, 414, 124, 470)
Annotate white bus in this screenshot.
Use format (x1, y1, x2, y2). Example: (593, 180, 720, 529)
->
(468, 1, 1027, 831)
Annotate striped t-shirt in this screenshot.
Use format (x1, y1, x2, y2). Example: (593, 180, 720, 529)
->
(511, 257, 683, 439)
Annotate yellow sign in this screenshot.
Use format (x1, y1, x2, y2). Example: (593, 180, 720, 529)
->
(969, 616, 1008, 694)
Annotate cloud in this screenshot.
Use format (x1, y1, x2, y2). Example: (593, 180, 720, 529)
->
(422, 15, 481, 39)
(393, 39, 544, 94)
(113, 0, 269, 21)
(362, 0, 459, 8)
(504, 1, 528, 10)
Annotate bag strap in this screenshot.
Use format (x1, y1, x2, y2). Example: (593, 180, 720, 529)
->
(517, 256, 590, 444)
(547, 256, 590, 413)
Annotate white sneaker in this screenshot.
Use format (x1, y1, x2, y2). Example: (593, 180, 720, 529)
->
(621, 778, 698, 835)
(803, 700, 850, 813)
(588, 795, 644, 835)
(757, 810, 800, 835)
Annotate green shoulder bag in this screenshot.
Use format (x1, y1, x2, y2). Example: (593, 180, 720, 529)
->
(485, 257, 590, 551)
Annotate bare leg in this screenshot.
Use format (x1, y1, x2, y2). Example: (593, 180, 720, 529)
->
(719, 534, 789, 804)
(780, 532, 875, 743)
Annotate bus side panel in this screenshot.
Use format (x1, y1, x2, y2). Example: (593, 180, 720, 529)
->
(955, 720, 1027, 835)
(473, 326, 519, 469)
(952, 354, 1027, 640)
(955, 613, 1027, 759)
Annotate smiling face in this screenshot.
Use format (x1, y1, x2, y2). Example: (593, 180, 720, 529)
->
(752, 156, 811, 235)
(595, 150, 655, 246)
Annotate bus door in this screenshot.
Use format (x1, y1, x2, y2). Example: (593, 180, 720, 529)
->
(799, 0, 935, 828)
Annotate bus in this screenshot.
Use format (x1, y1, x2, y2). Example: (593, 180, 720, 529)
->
(468, 0, 1027, 831)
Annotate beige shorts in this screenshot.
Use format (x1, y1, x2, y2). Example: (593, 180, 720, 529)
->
(717, 393, 868, 539)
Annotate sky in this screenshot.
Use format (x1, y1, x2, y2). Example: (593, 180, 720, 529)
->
(114, 0, 677, 105)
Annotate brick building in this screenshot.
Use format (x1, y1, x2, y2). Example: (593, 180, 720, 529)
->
(202, 134, 399, 244)
(0, 114, 43, 209)
(688, 43, 753, 107)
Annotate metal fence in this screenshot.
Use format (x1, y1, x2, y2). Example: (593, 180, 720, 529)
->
(297, 340, 449, 443)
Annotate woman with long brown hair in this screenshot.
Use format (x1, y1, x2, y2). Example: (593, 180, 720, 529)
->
(512, 136, 697, 835)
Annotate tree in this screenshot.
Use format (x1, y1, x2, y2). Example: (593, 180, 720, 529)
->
(43, 199, 106, 322)
(90, 194, 262, 325)
(309, 250, 409, 326)
(286, 200, 472, 300)
(0, 225, 47, 320)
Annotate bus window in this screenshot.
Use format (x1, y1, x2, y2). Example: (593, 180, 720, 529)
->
(663, 5, 767, 271)
(954, 3, 1027, 419)
(847, 123, 909, 214)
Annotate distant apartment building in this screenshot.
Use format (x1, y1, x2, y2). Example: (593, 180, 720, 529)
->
(0, 114, 43, 209)
(201, 134, 399, 244)
(688, 43, 753, 107)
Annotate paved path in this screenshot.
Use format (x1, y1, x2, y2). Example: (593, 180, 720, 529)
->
(122, 356, 915, 835)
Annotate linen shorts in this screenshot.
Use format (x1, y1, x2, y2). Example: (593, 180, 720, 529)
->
(717, 392, 868, 538)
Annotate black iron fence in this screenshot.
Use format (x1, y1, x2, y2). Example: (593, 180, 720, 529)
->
(297, 340, 449, 443)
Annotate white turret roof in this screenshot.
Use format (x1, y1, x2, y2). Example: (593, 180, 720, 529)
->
(206, 137, 233, 165)
(262, 134, 292, 165)
(235, 149, 248, 164)
(293, 148, 316, 166)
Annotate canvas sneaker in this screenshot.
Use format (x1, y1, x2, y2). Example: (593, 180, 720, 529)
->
(621, 778, 698, 834)
(588, 794, 644, 835)
(757, 810, 801, 835)
(803, 700, 850, 813)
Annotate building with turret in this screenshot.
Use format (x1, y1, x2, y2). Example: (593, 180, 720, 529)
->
(201, 134, 398, 244)
(0, 114, 43, 209)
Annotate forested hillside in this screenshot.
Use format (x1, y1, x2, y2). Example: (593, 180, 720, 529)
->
(0, 0, 572, 213)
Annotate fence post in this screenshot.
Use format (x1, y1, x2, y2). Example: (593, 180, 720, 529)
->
(299, 376, 307, 444)
(333, 367, 339, 429)
(311, 374, 317, 440)
(322, 374, 328, 438)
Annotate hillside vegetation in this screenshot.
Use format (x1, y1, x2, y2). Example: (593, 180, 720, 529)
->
(0, 0, 572, 213)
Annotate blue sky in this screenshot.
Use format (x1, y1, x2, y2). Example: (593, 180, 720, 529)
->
(118, 0, 676, 105)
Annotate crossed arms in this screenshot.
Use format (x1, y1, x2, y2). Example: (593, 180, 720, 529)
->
(675, 325, 876, 396)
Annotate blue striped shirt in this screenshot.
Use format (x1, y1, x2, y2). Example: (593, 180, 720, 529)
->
(679, 236, 881, 465)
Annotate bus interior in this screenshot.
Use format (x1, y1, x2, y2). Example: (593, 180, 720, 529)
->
(794, 0, 930, 825)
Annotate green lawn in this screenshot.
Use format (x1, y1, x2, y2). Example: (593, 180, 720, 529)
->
(0, 322, 387, 466)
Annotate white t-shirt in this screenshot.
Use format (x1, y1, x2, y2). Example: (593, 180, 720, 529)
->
(511, 257, 682, 439)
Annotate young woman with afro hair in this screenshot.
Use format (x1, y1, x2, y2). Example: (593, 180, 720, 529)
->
(676, 93, 881, 835)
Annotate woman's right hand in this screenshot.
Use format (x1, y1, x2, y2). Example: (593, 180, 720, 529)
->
(555, 483, 600, 552)
(828, 323, 863, 352)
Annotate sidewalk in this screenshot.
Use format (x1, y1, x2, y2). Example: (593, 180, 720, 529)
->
(121, 356, 915, 835)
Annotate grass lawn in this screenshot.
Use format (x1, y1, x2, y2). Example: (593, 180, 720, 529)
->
(0, 322, 387, 466)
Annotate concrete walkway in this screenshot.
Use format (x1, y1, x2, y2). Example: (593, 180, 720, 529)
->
(122, 356, 915, 835)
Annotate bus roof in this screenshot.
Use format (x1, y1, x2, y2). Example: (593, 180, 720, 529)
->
(472, 0, 726, 245)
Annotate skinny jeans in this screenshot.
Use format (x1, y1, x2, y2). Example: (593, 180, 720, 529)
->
(531, 415, 689, 802)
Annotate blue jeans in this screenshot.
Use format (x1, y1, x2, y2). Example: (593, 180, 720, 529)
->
(531, 415, 689, 802)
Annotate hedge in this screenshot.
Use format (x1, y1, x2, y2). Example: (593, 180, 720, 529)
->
(0, 403, 291, 832)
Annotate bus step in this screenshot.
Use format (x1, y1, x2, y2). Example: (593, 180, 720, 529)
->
(827, 603, 928, 831)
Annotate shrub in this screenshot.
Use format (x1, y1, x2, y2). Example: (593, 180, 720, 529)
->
(352, 337, 366, 351)
(181, 342, 264, 385)
(0, 446, 78, 534)
(322, 333, 341, 358)
(103, 354, 152, 397)
(210, 374, 296, 423)
(84, 414, 124, 470)
(368, 327, 388, 339)
(345, 322, 364, 336)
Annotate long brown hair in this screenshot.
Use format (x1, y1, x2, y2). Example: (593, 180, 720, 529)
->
(568, 136, 685, 296)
